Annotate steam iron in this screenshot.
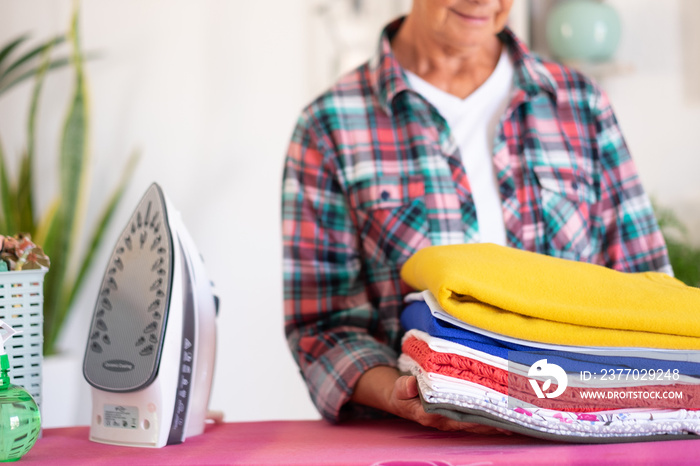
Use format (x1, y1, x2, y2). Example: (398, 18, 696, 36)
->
(83, 183, 217, 447)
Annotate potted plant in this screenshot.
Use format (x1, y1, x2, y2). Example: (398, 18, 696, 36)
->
(655, 203, 700, 288)
(0, 6, 138, 357)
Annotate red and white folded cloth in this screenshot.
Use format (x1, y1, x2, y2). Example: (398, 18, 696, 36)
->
(402, 330, 700, 412)
(400, 352, 700, 442)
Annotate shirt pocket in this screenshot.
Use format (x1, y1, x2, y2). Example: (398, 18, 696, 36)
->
(353, 176, 430, 266)
(533, 165, 595, 260)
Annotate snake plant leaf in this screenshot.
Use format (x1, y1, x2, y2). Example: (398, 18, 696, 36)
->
(42, 8, 90, 354)
(0, 34, 29, 71)
(65, 149, 140, 320)
(43, 216, 68, 354)
(60, 6, 89, 277)
(0, 35, 64, 83)
(15, 151, 34, 233)
(35, 196, 62, 351)
(0, 137, 15, 233)
(0, 56, 72, 97)
(654, 201, 700, 288)
(33, 198, 59, 250)
(0, 52, 101, 97)
(28, 44, 52, 166)
(16, 44, 55, 235)
(666, 239, 700, 288)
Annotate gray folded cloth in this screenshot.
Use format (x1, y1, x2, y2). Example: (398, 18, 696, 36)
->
(419, 393, 700, 444)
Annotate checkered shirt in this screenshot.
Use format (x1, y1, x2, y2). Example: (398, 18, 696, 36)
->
(281, 20, 671, 423)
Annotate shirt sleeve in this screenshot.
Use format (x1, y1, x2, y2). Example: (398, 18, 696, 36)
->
(281, 114, 398, 423)
(591, 87, 673, 274)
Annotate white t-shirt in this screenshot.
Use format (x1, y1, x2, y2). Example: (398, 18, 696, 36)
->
(406, 49, 514, 246)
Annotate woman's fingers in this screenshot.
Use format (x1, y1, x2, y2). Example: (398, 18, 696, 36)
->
(390, 376, 512, 435)
(394, 375, 419, 400)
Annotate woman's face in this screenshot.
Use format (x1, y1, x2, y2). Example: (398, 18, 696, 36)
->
(413, 0, 514, 50)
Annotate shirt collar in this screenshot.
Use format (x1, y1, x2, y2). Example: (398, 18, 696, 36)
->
(369, 19, 559, 115)
(368, 18, 410, 116)
(497, 27, 558, 99)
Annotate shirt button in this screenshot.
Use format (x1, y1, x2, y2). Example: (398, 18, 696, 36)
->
(381, 190, 391, 201)
(571, 181, 579, 190)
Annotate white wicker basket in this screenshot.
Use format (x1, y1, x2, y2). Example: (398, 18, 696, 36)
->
(0, 269, 46, 409)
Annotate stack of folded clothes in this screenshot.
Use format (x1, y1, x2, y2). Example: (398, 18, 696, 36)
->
(398, 243, 700, 443)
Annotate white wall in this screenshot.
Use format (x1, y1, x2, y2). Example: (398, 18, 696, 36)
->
(0, 0, 698, 429)
(604, 0, 700, 235)
(528, 0, 700, 235)
(0, 0, 320, 426)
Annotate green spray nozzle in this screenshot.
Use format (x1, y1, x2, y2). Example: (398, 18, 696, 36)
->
(0, 319, 40, 461)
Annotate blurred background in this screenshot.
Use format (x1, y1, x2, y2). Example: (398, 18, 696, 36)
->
(0, 0, 698, 428)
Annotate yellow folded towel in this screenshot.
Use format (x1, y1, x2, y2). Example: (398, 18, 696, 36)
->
(400, 243, 700, 349)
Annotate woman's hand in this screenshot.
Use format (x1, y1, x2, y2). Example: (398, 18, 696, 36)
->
(351, 366, 509, 434)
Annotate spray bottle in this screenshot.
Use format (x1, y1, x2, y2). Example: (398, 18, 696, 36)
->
(0, 320, 40, 462)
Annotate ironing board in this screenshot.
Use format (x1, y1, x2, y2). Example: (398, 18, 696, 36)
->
(22, 419, 700, 465)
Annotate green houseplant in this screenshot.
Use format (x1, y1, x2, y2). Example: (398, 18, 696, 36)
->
(0, 7, 138, 355)
(655, 203, 700, 288)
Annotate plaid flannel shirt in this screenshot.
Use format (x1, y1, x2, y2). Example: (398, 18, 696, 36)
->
(282, 20, 671, 423)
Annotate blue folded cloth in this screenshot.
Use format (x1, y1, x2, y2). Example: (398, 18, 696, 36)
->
(401, 300, 700, 376)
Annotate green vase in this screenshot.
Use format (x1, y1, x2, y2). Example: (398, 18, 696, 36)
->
(0, 355, 40, 462)
(546, 0, 621, 62)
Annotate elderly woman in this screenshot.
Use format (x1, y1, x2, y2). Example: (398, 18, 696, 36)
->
(281, 0, 671, 431)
